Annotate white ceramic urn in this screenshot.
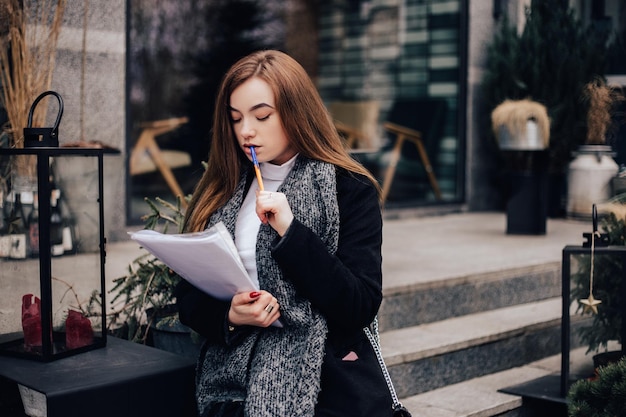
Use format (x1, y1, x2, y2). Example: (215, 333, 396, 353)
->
(567, 145, 619, 218)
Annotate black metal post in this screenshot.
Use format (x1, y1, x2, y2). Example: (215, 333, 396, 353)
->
(561, 246, 571, 397)
(36, 152, 53, 357)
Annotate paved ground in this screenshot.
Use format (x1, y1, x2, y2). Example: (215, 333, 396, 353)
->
(379, 211, 589, 291)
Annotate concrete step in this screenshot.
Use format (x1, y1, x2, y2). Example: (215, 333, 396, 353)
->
(378, 213, 587, 333)
(397, 344, 602, 417)
(378, 262, 561, 331)
(380, 297, 589, 398)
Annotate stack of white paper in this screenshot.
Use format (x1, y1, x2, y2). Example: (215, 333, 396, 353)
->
(129, 222, 257, 300)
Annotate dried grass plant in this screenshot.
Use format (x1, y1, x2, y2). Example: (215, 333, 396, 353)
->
(583, 77, 624, 145)
(0, 0, 66, 148)
(491, 99, 550, 148)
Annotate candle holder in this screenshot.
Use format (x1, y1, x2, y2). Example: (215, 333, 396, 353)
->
(561, 206, 626, 396)
(0, 143, 117, 361)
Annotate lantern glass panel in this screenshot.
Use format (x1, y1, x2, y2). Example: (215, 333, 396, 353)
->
(0, 149, 108, 361)
(561, 245, 626, 396)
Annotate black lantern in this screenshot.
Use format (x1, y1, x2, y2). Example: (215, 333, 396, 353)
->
(0, 92, 118, 360)
(560, 207, 626, 396)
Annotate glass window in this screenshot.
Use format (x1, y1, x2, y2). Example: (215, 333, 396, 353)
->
(317, 0, 467, 207)
(126, 0, 468, 222)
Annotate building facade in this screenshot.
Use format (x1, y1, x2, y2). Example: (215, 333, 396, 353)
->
(37, 0, 626, 240)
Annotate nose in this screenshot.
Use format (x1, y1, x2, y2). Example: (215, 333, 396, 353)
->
(240, 118, 256, 139)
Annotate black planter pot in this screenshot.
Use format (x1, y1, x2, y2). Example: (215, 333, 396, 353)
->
(593, 350, 624, 369)
(547, 173, 567, 218)
(151, 319, 202, 360)
(506, 171, 548, 235)
(146, 305, 203, 359)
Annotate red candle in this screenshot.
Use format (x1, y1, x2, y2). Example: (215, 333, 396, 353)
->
(22, 294, 42, 348)
(65, 309, 94, 349)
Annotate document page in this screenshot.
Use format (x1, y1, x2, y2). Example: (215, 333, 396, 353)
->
(129, 222, 257, 300)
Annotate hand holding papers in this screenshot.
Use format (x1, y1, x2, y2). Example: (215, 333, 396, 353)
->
(129, 222, 256, 301)
(130, 222, 283, 328)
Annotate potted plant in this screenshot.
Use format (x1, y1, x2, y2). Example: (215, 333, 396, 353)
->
(490, 98, 551, 234)
(567, 355, 626, 417)
(570, 199, 626, 365)
(566, 78, 624, 218)
(102, 196, 202, 358)
(481, 2, 612, 218)
(491, 99, 550, 151)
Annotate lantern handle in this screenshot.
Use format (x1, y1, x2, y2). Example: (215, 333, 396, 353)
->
(27, 90, 64, 132)
(582, 204, 609, 247)
(592, 204, 598, 234)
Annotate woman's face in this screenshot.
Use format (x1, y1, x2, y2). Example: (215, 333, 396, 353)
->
(229, 77, 297, 165)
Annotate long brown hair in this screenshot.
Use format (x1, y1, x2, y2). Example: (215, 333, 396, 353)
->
(184, 50, 380, 232)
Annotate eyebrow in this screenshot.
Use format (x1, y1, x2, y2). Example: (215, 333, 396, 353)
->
(228, 103, 275, 113)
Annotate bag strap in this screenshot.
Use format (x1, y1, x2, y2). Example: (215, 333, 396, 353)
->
(364, 318, 406, 412)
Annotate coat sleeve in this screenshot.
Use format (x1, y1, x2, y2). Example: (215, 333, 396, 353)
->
(271, 170, 383, 332)
(174, 279, 230, 342)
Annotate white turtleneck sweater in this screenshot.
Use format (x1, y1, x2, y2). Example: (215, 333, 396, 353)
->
(235, 155, 297, 288)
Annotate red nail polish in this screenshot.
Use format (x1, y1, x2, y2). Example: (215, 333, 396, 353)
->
(250, 291, 261, 298)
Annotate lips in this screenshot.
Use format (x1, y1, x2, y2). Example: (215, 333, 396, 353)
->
(245, 144, 259, 156)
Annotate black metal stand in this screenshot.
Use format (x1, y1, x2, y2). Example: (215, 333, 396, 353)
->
(0, 337, 196, 417)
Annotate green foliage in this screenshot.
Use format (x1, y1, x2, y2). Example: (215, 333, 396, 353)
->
(482, 1, 611, 174)
(106, 196, 186, 343)
(602, 211, 626, 246)
(571, 210, 626, 352)
(568, 356, 626, 417)
(141, 196, 186, 233)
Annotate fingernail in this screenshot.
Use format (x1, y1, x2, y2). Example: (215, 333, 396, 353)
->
(250, 291, 261, 298)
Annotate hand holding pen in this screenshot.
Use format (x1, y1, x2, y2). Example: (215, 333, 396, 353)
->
(249, 146, 294, 236)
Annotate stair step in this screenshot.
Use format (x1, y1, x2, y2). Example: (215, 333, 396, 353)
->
(378, 212, 587, 332)
(380, 298, 588, 398)
(382, 298, 561, 365)
(403, 365, 548, 417)
(398, 345, 599, 417)
(378, 262, 561, 331)
(400, 362, 552, 417)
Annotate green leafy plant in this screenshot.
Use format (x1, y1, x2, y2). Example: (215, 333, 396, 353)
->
(106, 196, 186, 343)
(482, 2, 611, 174)
(567, 356, 626, 417)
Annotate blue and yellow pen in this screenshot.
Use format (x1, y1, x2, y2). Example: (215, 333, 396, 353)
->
(250, 146, 264, 191)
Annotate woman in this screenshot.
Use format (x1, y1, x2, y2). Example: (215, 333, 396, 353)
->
(175, 50, 391, 417)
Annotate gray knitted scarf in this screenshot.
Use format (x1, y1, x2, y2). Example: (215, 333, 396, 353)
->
(196, 156, 339, 417)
